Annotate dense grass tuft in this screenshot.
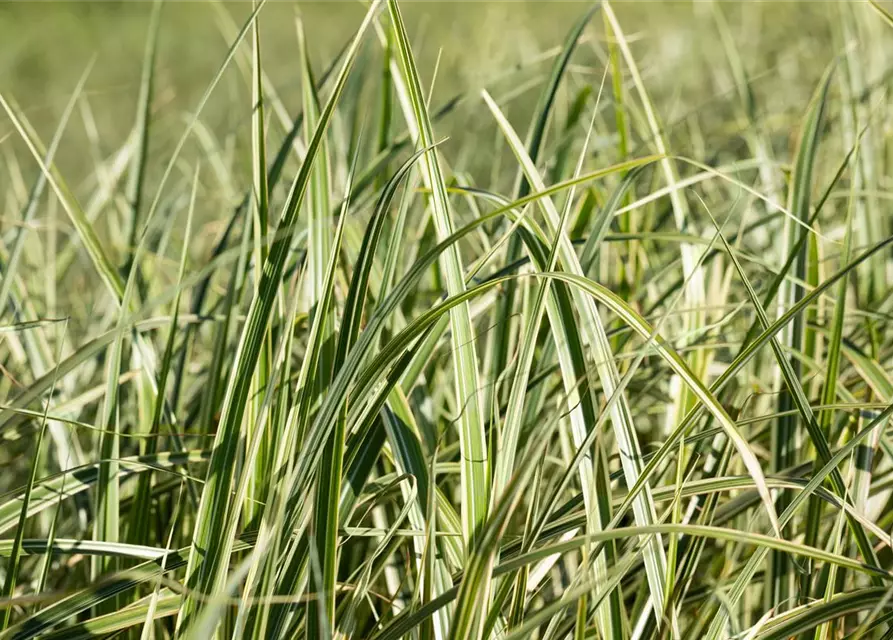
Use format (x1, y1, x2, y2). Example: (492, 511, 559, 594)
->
(1, 1, 893, 638)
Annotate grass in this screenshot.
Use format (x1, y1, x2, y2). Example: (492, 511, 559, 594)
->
(1, 1, 893, 638)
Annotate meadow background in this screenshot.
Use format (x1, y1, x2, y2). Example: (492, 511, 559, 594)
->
(0, 1, 836, 193)
(1, 1, 892, 638)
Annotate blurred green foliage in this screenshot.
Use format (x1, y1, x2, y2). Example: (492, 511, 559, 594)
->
(1, 1, 834, 185)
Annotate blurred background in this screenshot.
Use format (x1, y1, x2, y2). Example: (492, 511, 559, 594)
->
(0, 1, 846, 184)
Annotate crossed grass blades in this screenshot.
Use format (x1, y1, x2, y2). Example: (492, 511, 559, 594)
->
(2, 0, 893, 638)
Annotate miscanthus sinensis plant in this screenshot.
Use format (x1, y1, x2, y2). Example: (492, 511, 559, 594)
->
(2, 0, 893, 638)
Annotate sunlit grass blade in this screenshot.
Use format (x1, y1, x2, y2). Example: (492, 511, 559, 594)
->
(128, 166, 197, 548)
(772, 61, 835, 605)
(0, 322, 66, 630)
(298, 15, 345, 637)
(602, 0, 707, 436)
(387, 0, 489, 552)
(0, 87, 125, 302)
(868, 0, 893, 28)
(177, 2, 381, 632)
(122, 0, 162, 278)
(484, 87, 670, 631)
(704, 400, 893, 639)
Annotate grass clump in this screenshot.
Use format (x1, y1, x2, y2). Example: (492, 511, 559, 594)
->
(1, 1, 893, 638)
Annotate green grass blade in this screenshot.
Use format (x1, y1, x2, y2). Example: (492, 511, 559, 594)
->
(0, 88, 125, 302)
(176, 2, 381, 631)
(128, 166, 197, 547)
(387, 0, 489, 552)
(483, 87, 671, 631)
(122, 0, 162, 278)
(0, 323, 66, 630)
(868, 0, 893, 27)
